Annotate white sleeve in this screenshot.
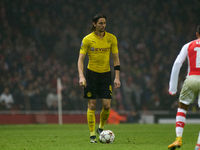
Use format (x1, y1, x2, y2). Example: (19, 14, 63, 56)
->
(169, 43, 189, 94)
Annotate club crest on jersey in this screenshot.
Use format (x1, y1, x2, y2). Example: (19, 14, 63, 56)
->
(107, 40, 111, 44)
(91, 47, 94, 51)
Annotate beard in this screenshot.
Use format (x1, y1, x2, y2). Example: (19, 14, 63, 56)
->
(100, 28, 105, 32)
(97, 27, 105, 32)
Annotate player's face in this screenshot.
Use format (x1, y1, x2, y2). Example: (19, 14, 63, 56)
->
(94, 18, 106, 33)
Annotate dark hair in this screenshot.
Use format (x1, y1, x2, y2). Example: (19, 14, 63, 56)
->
(90, 14, 106, 31)
(197, 25, 200, 34)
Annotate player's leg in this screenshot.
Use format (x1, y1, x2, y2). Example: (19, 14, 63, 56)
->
(97, 71, 112, 135)
(87, 99, 97, 143)
(84, 69, 98, 143)
(176, 102, 188, 137)
(168, 102, 189, 149)
(195, 131, 200, 150)
(97, 99, 111, 134)
(194, 92, 200, 150)
(168, 76, 197, 149)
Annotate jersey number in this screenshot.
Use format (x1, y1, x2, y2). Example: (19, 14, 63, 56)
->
(194, 47, 200, 68)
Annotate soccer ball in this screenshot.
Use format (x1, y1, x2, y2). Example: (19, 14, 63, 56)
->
(99, 130, 115, 143)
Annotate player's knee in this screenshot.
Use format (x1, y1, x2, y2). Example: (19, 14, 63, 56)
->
(88, 103, 96, 110)
(88, 99, 97, 110)
(90, 105, 96, 110)
(179, 102, 189, 111)
(103, 105, 110, 110)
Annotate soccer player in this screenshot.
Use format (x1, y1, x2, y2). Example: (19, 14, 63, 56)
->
(77, 14, 121, 143)
(168, 25, 200, 150)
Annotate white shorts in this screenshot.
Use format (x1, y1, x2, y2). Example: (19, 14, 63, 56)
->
(179, 75, 200, 106)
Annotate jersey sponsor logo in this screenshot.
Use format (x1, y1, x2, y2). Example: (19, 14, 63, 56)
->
(95, 47, 110, 52)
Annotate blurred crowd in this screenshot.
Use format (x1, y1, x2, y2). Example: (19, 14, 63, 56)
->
(0, 0, 200, 113)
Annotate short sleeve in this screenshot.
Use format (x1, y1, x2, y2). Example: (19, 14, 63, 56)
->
(111, 36, 118, 54)
(79, 37, 89, 54)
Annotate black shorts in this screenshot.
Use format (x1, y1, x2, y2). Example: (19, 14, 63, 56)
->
(84, 69, 112, 99)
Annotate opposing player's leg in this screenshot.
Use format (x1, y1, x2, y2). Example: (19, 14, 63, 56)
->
(97, 99, 111, 135)
(168, 137, 182, 150)
(195, 147, 200, 150)
(195, 131, 200, 150)
(87, 99, 97, 143)
(168, 103, 188, 149)
(168, 76, 197, 149)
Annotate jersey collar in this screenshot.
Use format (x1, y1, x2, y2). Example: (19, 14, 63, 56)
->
(93, 31, 107, 39)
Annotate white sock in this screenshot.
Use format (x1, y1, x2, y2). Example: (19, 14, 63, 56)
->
(196, 131, 200, 147)
(175, 108, 187, 137)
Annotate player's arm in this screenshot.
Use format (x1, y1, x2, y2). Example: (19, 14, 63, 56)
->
(111, 35, 121, 89)
(113, 53, 121, 88)
(78, 37, 89, 87)
(78, 53, 87, 87)
(169, 43, 188, 95)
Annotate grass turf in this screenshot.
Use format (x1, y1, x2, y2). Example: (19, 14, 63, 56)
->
(0, 124, 199, 150)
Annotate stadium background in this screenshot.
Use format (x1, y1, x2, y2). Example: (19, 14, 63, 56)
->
(0, 0, 200, 124)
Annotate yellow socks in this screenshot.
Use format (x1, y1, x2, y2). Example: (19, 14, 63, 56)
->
(87, 108, 110, 136)
(87, 108, 96, 136)
(99, 108, 110, 129)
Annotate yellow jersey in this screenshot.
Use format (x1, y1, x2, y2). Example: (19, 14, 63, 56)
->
(80, 31, 119, 73)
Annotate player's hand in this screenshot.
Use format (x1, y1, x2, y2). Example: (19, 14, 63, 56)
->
(114, 79, 121, 89)
(79, 77, 87, 87)
(169, 91, 176, 96)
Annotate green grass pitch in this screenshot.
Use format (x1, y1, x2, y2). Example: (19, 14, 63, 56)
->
(0, 124, 199, 150)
